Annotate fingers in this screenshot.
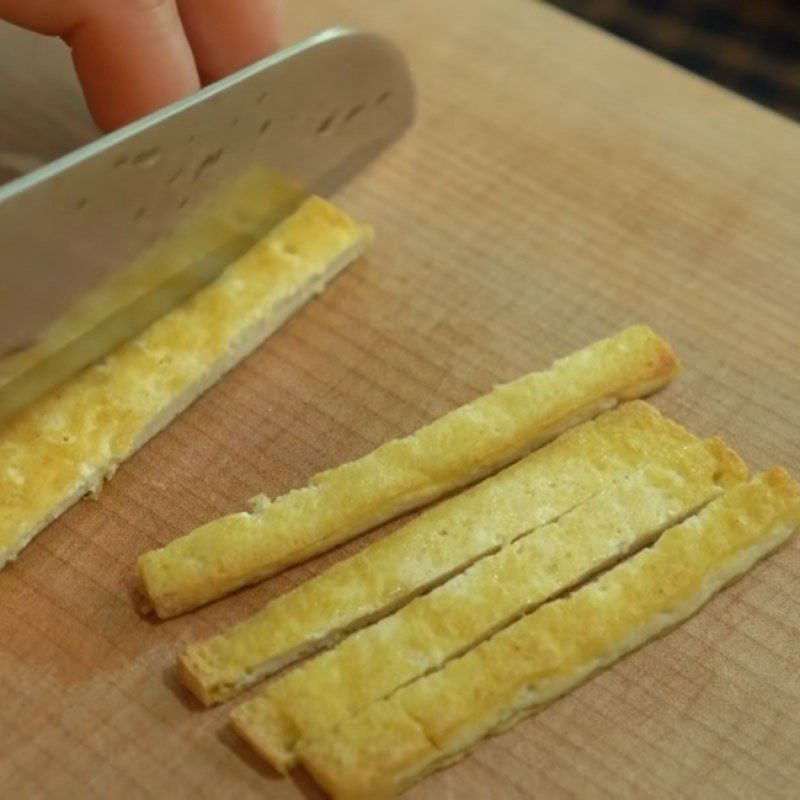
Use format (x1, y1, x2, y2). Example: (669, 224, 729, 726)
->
(177, 0, 281, 83)
(0, 0, 80, 35)
(0, 0, 281, 131)
(67, 0, 200, 131)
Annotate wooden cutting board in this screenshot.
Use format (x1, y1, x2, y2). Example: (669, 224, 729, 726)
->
(2, 2, 799, 797)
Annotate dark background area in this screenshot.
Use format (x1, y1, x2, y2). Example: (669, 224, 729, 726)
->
(548, 0, 800, 119)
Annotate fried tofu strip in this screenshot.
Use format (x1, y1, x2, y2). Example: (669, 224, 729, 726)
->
(180, 401, 695, 706)
(1, 197, 372, 569)
(231, 436, 745, 772)
(140, 325, 679, 618)
(298, 470, 800, 800)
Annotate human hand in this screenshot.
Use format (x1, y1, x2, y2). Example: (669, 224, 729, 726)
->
(0, 0, 282, 131)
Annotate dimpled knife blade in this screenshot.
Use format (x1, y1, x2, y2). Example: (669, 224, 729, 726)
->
(0, 28, 414, 420)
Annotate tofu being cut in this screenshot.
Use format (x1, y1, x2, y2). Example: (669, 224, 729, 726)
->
(0, 196, 373, 569)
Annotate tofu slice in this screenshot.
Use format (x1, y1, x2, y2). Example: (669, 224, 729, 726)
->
(180, 401, 699, 707)
(231, 436, 745, 772)
(297, 470, 800, 800)
(0, 197, 372, 569)
(139, 324, 679, 618)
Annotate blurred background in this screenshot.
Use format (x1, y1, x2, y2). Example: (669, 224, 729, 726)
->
(548, 0, 800, 120)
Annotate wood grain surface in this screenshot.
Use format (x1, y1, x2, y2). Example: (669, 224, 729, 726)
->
(2, 2, 799, 798)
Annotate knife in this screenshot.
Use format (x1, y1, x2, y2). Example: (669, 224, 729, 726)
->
(0, 28, 414, 421)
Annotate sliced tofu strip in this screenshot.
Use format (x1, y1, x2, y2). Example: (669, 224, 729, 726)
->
(298, 470, 800, 800)
(181, 401, 701, 707)
(1, 197, 372, 569)
(231, 436, 745, 772)
(139, 325, 679, 618)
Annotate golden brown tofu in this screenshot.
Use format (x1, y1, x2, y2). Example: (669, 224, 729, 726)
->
(178, 401, 698, 707)
(0, 196, 372, 568)
(231, 435, 744, 771)
(140, 325, 680, 618)
(298, 470, 800, 799)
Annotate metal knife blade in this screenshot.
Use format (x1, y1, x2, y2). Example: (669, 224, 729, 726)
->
(0, 28, 414, 420)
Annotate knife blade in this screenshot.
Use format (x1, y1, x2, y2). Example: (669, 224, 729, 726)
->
(0, 28, 414, 421)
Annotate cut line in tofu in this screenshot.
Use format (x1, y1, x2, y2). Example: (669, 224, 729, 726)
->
(297, 470, 800, 800)
(231, 436, 746, 772)
(139, 324, 679, 618)
(179, 401, 700, 707)
(0, 195, 372, 570)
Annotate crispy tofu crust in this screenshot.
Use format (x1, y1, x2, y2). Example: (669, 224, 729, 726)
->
(297, 470, 800, 799)
(140, 325, 680, 618)
(178, 401, 701, 707)
(0, 197, 372, 569)
(231, 435, 746, 772)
